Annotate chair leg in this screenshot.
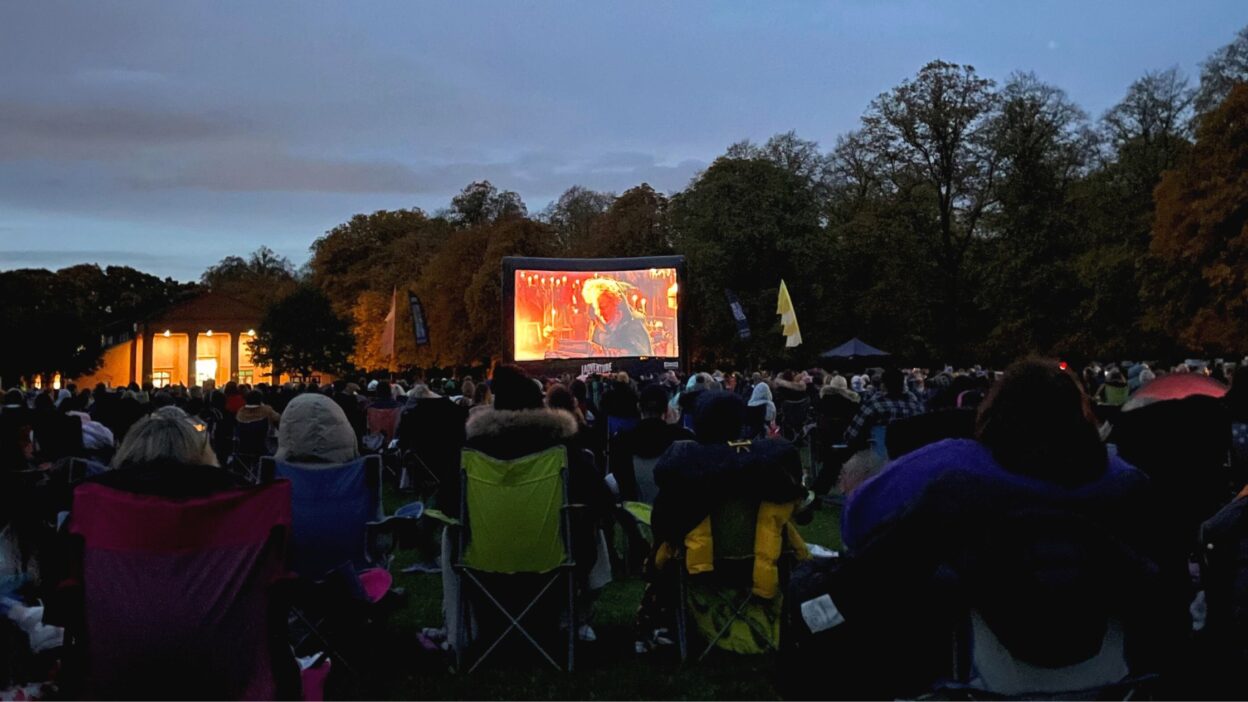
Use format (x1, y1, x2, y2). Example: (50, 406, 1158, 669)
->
(566, 569, 576, 673)
(675, 566, 688, 663)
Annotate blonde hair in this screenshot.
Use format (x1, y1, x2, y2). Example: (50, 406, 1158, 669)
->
(111, 406, 218, 469)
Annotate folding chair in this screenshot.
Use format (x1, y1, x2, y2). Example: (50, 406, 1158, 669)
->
(451, 445, 576, 673)
(229, 418, 271, 484)
(66, 457, 108, 484)
(606, 416, 639, 438)
(779, 398, 811, 444)
(674, 496, 796, 662)
(58, 480, 296, 700)
(259, 455, 416, 675)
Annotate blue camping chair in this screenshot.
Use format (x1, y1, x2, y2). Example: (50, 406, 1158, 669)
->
(259, 455, 420, 674)
(606, 416, 640, 438)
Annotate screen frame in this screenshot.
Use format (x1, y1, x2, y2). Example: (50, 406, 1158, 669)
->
(501, 255, 687, 375)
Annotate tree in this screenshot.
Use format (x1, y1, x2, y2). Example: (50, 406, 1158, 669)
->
(450, 181, 527, 227)
(1147, 83, 1248, 353)
(976, 73, 1092, 360)
(201, 246, 297, 310)
(670, 156, 829, 367)
(858, 60, 1001, 361)
(308, 208, 433, 315)
(582, 183, 671, 258)
(249, 285, 355, 380)
(542, 186, 614, 252)
(1195, 26, 1248, 116)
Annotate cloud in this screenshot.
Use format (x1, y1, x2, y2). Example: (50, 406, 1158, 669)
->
(0, 249, 188, 270)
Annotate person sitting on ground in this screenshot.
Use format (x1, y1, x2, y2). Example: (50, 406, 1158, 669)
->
(274, 393, 359, 466)
(841, 367, 925, 451)
(609, 384, 694, 503)
(235, 390, 281, 429)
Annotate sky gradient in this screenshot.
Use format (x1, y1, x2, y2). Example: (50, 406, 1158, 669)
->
(2, 1, 1245, 282)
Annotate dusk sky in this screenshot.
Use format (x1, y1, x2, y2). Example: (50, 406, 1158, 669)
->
(2, 1, 1245, 282)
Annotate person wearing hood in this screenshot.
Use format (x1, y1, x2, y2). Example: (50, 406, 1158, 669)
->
(748, 381, 777, 423)
(275, 393, 359, 466)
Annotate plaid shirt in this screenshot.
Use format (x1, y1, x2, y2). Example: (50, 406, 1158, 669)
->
(843, 391, 925, 447)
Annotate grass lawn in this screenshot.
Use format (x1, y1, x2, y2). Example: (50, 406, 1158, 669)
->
(343, 483, 844, 700)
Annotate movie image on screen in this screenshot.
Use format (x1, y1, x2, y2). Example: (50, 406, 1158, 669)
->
(513, 267, 679, 361)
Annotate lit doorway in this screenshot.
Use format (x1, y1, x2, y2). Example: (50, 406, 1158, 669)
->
(195, 358, 218, 386)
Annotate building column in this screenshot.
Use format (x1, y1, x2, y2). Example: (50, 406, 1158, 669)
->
(129, 333, 138, 385)
(187, 331, 198, 387)
(141, 330, 154, 385)
(230, 330, 241, 383)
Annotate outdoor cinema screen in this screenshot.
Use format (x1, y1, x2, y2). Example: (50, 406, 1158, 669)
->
(512, 265, 680, 361)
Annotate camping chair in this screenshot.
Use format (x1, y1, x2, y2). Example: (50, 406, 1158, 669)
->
(259, 454, 416, 675)
(674, 496, 796, 662)
(744, 404, 768, 440)
(365, 406, 404, 483)
(779, 398, 811, 445)
(451, 445, 576, 673)
(66, 457, 108, 484)
(613, 456, 660, 575)
(606, 416, 639, 438)
(57, 480, 296, 700)
(230, 418, 272, 484)
(869, 424, 888, 462)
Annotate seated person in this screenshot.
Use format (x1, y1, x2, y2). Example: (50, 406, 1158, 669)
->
(823, 357, 1186, 699)
(275, 393, 359, 466)
(235, 390, 281, 429)
(841, 367, 925, 451)
(636, 391, 809, 653)
(608, 384, 694, 503)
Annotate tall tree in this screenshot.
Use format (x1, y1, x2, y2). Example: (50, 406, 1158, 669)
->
(307, 208, 431, 315)
(250, 285, 355, 380)
(201, 246, 297, 310)
(543, 186, 614, 252)
(582, 183, 671, 258)
(858, 60, 1001, 361)
(450, 181, 527, 227)
(1147, 83, 1248, 353)
(1195, 26, 1248, 116)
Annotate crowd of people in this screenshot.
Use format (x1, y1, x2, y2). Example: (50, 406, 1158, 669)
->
(3, 354, 1248, 698)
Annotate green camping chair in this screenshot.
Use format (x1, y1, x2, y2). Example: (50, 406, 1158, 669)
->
(452, 446, 577, 673)
(675, 496, 791, 662)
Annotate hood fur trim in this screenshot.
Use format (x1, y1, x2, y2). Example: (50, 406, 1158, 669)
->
(465, 407, 578, 442)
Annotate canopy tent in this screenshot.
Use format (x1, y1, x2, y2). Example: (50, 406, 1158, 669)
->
(1122, 373, 1227, 412)
(820, 337, 891, 361)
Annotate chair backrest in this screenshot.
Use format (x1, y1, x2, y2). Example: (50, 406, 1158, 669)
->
(707, 496, 762, 562)
(68, 457, 109, 483)
(870, 424, 888, 461)
(459, 446, 569, 574)
(780, 399, 810, 430)
(367, 407, 402, 444)
(67, 480, 291, 700)
(744, 405, 767, 439)
(632, 455, 660, 505)
(607, 415, 640, 437)
(234, 419, 270, 455)
(262, 455, 383, 579)
(37, 413, 84, 461)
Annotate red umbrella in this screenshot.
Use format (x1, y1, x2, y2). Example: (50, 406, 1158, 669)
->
(1122, 373, 1228, 412)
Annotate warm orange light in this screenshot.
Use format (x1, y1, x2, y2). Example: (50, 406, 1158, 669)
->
(163, 329, 171, 337)
(247, 329, 256, 337)
(205, 329, 213, 337)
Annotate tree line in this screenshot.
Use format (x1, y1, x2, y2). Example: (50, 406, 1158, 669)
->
(6, 28, 1248, 382)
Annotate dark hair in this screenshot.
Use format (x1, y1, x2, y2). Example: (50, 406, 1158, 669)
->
(882, 368, 906, 396)
(491, 364, 543, 411)
(546, 383, 578, 415)
(694, 390, 746, 444)
(639, 384, 670, 417)
(975, 356, 1105, 486)
(1227, 365, 1248, 420)
(4, 389, 23, 406)
(245, 390, 264, 405)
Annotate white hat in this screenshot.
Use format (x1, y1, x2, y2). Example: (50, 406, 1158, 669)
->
(367, 380, 379, 392)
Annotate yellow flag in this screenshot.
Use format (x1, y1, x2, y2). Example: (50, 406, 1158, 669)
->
(776, 280, 802, 348)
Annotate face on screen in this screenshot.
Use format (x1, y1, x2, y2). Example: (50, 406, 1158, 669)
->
(513, 268, 679, 361)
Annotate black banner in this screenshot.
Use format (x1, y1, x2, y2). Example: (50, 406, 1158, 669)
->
(408, 291, 430, 346)
(724, 289, 751, 340)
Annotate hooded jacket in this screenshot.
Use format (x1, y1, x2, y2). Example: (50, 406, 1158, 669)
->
(275, 393, 359, 465)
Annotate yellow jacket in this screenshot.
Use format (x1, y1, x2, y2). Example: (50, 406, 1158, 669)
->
(656, 500, 810, 599)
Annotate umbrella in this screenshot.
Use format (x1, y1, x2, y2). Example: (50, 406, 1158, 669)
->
(820, 337, 891, 360)
(1122, 373, 1227, 412)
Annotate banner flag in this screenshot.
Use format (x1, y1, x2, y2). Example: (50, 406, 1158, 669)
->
(724, 288, 751, 340)
(776, 279, 802, 348)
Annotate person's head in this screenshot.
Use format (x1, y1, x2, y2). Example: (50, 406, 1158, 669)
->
(491, 364, 545, 411)
(694, 391, 747, 444)
(111, 407, 218, 469)
(276, 393, 359, 464)
(975, 356, 1105, 486)
(829, 375, 848, 391)
(244, 390, 264, 406)
(375, 380, 391, 399)
(188, 385, 203, 400)
(639, 384, 671, 419)
(546, 383, 579, 416)
(460, 379, 475, 401)
(882, 368, 906, 396)
(3, 389, 23, 407)
(152, 391, 175, 408)
(472, 380, 492, 406)
(749, 382, 773, 405)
